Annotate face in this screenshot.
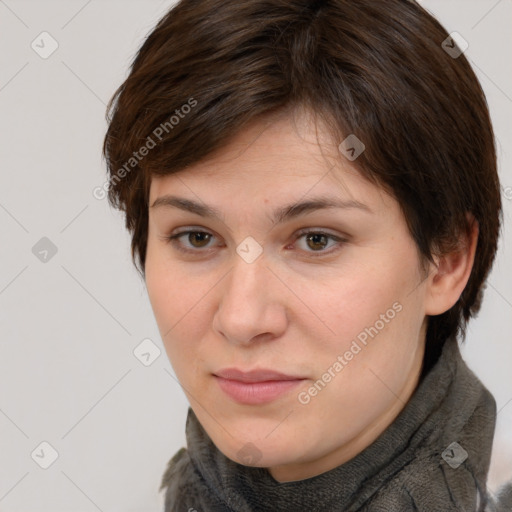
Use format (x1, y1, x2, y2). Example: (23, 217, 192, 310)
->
(145, 109, 431, 482)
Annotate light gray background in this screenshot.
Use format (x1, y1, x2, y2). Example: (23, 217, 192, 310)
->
(0, 1, 511, 510)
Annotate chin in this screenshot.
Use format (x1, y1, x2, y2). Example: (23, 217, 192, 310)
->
(211, 426, 302, 469)
(192, 401, 311, 464)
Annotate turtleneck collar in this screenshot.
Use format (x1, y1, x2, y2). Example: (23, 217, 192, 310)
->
(163, 335, 496, 511)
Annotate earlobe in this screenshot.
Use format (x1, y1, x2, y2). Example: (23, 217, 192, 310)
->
(424, 214, 479, 316)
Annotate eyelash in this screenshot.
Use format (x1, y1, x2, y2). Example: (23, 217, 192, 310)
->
(164, 228, 346, 257)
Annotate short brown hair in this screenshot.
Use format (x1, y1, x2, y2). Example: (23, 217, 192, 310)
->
(102, 0, 502, 364)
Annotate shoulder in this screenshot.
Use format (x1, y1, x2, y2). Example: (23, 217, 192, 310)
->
(159, 447, 230, 512)
(365, 451, 492, 512)
(159, 447, 199, 512)
(493, 480, 512, 512)
(160, 447, 189, 493)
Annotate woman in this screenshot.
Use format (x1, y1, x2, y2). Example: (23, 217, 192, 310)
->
(102, 0, 511, 510)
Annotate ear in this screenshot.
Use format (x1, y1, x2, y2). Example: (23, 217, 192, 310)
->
(424, 213, 479, 316)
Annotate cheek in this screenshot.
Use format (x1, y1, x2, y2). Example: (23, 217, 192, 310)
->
(300, 303, 420, 442)
(145, 251, 193, 348)
(144, 248, 217, 378)
(145, 238, 194, 324)
(309, 258, 421, 390)
(314, 269, 423, 400)
(313, 270, 399, 350)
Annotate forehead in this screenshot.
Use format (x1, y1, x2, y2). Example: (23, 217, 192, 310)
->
(148, 111, 394, 214)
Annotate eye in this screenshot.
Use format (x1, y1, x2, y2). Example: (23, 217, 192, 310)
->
(163, 228, 346, 257)
(292, 229, 346, 256)
(165, 229, 218, 254)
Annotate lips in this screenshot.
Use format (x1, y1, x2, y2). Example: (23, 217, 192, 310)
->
(214, 367, 307, 381)
(213, 368, 306, 404)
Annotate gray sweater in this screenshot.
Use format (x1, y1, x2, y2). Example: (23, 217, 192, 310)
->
(160, 336, 511, 511)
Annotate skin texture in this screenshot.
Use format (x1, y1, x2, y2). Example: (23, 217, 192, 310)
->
(144, 109, 478, 483)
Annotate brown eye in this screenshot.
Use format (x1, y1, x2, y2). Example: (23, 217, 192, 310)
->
(187, 231, 212, 248)
(293, 230, 346, 257)
(166, 230, 216, 254)
(305, 233, 329, 251)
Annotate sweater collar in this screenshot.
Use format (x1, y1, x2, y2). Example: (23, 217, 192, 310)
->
(183, 335, 495, 511)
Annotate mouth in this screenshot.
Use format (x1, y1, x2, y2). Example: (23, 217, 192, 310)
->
(213, 368, 307, 405)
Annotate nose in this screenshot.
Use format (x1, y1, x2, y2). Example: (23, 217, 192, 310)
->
(212, 250, 288, 346)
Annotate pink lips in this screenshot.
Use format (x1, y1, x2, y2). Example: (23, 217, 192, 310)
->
(213, 368, 306, 405)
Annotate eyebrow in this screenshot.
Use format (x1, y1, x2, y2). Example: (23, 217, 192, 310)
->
(150, 194, 373, 224)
